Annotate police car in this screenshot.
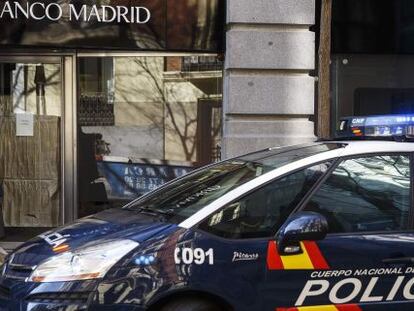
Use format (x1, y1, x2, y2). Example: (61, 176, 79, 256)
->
(3, 115, 414, 311)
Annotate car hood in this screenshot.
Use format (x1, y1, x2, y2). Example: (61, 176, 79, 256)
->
(8, 208, 176, 267)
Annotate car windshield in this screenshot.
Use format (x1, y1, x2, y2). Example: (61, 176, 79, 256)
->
(124, 143, 342, 223)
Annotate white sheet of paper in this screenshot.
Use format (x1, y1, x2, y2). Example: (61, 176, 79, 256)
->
(16, 113, 34, 137)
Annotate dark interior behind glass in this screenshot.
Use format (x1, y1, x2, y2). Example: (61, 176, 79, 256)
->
(198, 162, 332, 239)
(330, 0, 414, 134)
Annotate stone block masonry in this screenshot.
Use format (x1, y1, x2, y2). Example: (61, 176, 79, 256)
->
(223, 0, 316, 158)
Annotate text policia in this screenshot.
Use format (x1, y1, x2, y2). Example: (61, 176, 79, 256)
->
(296, 267, 414, 306)
(0, 1, 151, 24)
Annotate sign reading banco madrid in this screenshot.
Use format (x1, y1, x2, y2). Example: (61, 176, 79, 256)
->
(0, 0, 224, 52)
(0, 1, 151, 24)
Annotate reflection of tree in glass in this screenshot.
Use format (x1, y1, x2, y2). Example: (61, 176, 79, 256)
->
(11, 65, 60, 111)
(316, 156, 410, 231)
(117, 57, 199, 162)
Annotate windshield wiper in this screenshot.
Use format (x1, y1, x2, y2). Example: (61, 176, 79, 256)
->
(133, 207, 174, 222)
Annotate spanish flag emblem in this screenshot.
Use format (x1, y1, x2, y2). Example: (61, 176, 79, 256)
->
(267, 241, 330, 270)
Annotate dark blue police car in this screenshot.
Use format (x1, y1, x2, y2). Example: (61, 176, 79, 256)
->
(2, 115, 414, 311)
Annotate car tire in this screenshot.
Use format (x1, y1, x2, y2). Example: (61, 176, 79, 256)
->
(160, 297, 223, 311)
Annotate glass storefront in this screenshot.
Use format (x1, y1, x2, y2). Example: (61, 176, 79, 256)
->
(77, 55, 223, 217)
(0, 1, 225, 245)
(0, 53, 223, 242)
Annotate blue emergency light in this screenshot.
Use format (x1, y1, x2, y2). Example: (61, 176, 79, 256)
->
(337, 115, 414, 139)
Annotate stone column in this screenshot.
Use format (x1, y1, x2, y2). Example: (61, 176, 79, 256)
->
(223, 0, 316, 158)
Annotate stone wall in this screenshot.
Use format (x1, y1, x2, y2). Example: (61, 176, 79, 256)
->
(223, 0, 316, 158)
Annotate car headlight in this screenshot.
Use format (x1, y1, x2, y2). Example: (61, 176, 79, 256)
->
(29, 239, 138, 283)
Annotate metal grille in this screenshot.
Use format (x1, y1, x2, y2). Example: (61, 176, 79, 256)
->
(181, 56, 223, 72)
(78, 94, 115, 127)
(26, 292, 92, 304)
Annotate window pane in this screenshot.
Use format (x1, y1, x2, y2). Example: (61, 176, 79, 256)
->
(0, 61, 63, 242)
(198, 162, 332, 239)
(332, 0, 414, 54)
(77, 55, 223, 217)
(304, 155, 411, 233)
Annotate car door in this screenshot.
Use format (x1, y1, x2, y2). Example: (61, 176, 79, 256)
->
(266, 153, 414, 311)
(196, 162, 333, 311)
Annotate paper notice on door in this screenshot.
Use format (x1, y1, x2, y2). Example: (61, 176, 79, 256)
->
(16, 113, 34, 137)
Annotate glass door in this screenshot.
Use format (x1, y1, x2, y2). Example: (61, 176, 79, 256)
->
(0, 56, 67, 243)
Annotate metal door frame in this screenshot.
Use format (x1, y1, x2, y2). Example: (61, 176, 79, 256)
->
(0, 53, 77, 228)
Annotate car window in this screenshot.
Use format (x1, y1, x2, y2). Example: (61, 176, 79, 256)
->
(198, 162, 332, 239)
(125, 143, 341, 223)
(303, 155, 411, 233)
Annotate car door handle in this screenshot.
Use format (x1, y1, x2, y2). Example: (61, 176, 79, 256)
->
(382, 257, 414, 264)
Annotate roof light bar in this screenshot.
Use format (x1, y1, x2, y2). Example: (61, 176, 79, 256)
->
(337, 115, 414, 139)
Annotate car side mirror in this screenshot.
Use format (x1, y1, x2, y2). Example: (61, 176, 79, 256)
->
(276, 212, 328, 256)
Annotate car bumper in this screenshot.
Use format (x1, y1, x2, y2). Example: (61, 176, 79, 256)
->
(0, 278, 145, 311)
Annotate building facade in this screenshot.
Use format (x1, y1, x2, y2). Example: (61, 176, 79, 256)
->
(5, 0, 404, 248)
